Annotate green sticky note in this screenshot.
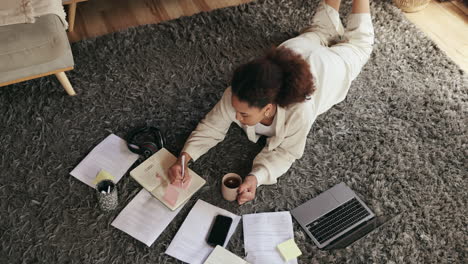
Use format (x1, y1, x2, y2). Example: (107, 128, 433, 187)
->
(277, 238, 302, 262)
(93, 169, 115, 185)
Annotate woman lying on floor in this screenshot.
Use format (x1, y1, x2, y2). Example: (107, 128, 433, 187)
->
(168, 0, 374, 204)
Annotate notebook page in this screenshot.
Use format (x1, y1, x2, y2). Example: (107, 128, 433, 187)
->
(130, 148, 206, 210)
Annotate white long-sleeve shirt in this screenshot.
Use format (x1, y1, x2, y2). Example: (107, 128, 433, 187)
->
(182, 2, 374, 186)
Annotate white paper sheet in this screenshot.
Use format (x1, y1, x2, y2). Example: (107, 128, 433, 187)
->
(111, 189, 183, 247)
(243, 212, 297, 264)
(203, 245, 249, 264)
(70, 134, 139, 188)
(165, 200, 241, 264)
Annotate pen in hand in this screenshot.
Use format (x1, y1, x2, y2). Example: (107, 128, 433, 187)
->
(181, 154, 185, 184)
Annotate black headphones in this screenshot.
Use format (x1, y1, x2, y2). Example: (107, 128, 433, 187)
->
(126, 126, 165, 159)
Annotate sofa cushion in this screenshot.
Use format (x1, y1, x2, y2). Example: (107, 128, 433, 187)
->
(0, 48, 73, 84)
(0, 14, 68, 73)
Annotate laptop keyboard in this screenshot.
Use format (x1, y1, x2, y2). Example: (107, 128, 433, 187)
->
(306, 198, 370, 244)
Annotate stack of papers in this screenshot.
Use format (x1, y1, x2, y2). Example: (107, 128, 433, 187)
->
(130, 148, 206, 210)
(165, 200, 241, 264)
(70, 134, 303, 263)
(243, 212, 298, 264)
(204, 245, 249, 264)
(111, 189, 183, 247)
(70, 134, 139, 188)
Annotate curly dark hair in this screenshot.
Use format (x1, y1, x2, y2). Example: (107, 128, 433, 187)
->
(231, 46, 315, 108)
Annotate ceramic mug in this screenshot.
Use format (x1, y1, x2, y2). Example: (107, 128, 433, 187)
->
(221, 173, 242, 201)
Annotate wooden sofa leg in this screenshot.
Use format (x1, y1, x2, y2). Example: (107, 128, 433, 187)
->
(68, 2, 77, 32)
(55, 72, 76, 96)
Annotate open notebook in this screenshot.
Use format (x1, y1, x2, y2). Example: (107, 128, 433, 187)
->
(130, 148, 206, 211)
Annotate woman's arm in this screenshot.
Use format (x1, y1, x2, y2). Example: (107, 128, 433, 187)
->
(250, 110, 314, 186)
(181, 87, 236, 162)
(237, 109, 313, 204)
(169, 88, 235, 184)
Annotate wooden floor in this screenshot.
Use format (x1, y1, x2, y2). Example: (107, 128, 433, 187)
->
(404, 0, 468, 72)
(67, 0, 468, 72)
(66, 0, 253, 42)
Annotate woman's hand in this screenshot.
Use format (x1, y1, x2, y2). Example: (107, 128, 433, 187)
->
(237, 175, 258, 205)
(168, 153, 192, 184)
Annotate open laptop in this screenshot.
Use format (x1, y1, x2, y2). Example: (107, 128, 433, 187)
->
(291, 182, 390, 250)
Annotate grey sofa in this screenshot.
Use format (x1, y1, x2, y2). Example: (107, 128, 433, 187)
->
(0, 14, 76, 95)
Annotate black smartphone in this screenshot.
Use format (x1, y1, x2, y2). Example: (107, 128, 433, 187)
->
(206, 215, 233, 247)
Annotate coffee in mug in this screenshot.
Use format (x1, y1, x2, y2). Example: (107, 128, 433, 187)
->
(224, 177, 241, 189)
(221, 173, 242, 201)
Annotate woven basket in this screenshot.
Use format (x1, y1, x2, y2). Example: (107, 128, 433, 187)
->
(393, 0, 430, 12)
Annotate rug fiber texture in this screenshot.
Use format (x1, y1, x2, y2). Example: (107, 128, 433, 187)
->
(0, 0, 466, 263)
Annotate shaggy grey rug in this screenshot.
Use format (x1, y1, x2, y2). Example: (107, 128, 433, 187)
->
(0, 0, 466, 263)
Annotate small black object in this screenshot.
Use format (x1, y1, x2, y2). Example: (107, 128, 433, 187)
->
(96, 180, 114, 193)
(126, 126, 165, 159)
(206, 214, 233, 247)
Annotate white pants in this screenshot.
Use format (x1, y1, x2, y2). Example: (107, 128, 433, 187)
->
(279, 1, 375, 115)
(300, 1, 375, 80)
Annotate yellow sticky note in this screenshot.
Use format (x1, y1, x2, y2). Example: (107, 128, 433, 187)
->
(93, 170, 115, 185)
(277, 238, 302, 262)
